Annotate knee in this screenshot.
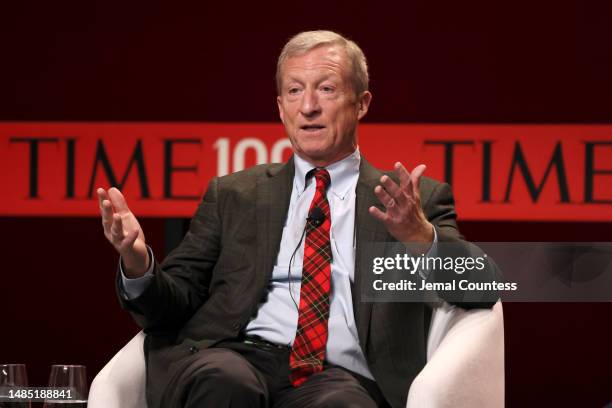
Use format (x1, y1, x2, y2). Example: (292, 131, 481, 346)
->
(199, 360, 256, 391)
(314, 390, 376, 408)
(187, 350, 266, 405)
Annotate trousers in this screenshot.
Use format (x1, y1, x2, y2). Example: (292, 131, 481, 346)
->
(159, 336, 390, 408)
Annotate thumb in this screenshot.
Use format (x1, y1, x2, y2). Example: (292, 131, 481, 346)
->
(123, 229, 139, 248)
(118, 229, 139, 255)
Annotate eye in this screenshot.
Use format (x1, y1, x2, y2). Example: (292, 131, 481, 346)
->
(320, 85, 335, 93)
(288, 87, 301, 95)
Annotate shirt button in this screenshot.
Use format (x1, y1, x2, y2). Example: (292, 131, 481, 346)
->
(189, 346, 198, 354)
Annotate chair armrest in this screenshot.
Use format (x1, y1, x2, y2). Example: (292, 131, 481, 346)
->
(406, 302, 505, 408)
(89, 331, 148, 408)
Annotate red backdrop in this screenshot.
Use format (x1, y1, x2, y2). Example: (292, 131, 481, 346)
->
(2, 123, 611, 220)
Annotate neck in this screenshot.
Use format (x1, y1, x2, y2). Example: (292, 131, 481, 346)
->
(297, 148, 358, 168)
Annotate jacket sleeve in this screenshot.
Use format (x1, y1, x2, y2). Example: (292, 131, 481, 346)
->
(423, 181, 502, 309)
(116, 177, 222, 334)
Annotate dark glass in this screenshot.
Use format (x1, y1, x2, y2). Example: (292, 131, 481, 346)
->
(42, 365, 87, 408)
(0, 364, 31, 408)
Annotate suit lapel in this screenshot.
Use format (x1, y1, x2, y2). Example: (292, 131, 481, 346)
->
(256, 157, 295, 284)
(354, 159, 390, 353)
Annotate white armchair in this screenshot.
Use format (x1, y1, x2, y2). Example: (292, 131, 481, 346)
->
(406, 301, 505, 407)
(89, 331, 147, 408)
(89, 302, 504, 408)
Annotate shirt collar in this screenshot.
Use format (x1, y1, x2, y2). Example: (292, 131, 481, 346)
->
(294, 148, 361, 200)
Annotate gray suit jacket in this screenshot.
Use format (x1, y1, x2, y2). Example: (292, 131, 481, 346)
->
(118, 156, 497, 408)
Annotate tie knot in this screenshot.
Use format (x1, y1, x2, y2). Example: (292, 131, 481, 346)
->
(311, 168, 331, 190)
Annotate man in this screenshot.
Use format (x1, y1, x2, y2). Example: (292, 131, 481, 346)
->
(97, 30, 496, 408)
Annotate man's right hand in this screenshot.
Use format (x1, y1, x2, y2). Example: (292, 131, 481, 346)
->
(97, 187, 150, 278)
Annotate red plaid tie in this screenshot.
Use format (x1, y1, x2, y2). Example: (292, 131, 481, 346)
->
(290, 168, 333, 387)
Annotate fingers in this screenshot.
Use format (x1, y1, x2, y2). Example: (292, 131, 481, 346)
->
(97, 187, 142, 257)
(107, 187, 130, 214)
(96, 188, 108, 211)
(373, 162, 428, 215)
(374, 185, 397, 209)
(391, 162, 427, 198)
(410, 164, 427, 197)
(380, 162, 425, 204)
(108, 213, 141, 255)
(101, 200, 114, 232)
(395, 162, 411, 191)
(120, 228, 139, 252)
(97, 188, 114, 234)
(370, 163, 431, 243)
(379, 175, 407, 206)
(111, 213, 126, 243)
(368, 205, 388, 223)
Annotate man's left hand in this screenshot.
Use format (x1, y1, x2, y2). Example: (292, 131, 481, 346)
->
(369, 162, 434, 244)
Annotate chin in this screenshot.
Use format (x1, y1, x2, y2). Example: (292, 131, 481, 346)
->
(299, 144, 331, 157)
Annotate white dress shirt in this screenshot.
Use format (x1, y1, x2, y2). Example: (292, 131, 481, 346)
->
(244, 148, 374, 379)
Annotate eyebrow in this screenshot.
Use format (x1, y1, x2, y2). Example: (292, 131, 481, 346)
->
(284, 74, 337, 86)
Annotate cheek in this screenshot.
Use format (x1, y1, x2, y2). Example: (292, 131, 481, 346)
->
(282, 105, 297, 123)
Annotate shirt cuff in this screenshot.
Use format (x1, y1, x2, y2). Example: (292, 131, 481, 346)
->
(418, 226, 438, 280)
(119, 246, 155, 300)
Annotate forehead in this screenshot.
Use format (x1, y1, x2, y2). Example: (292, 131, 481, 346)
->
(280, 44, 350, 81)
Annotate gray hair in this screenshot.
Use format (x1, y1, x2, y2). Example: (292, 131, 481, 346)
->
(276, 30, 369, 96)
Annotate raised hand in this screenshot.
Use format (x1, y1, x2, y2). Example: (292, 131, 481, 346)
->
(97, 187, 150, 278)
(369, 162, 434, 244)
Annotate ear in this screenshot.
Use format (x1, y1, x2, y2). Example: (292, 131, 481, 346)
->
(357, 91, 372, 120)
(277, 95, 285, 124)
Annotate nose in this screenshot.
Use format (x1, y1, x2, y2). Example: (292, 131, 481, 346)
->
(299, 88, 321, 118)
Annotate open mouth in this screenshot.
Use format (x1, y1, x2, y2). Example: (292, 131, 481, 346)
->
(301, 125, 325, 132)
